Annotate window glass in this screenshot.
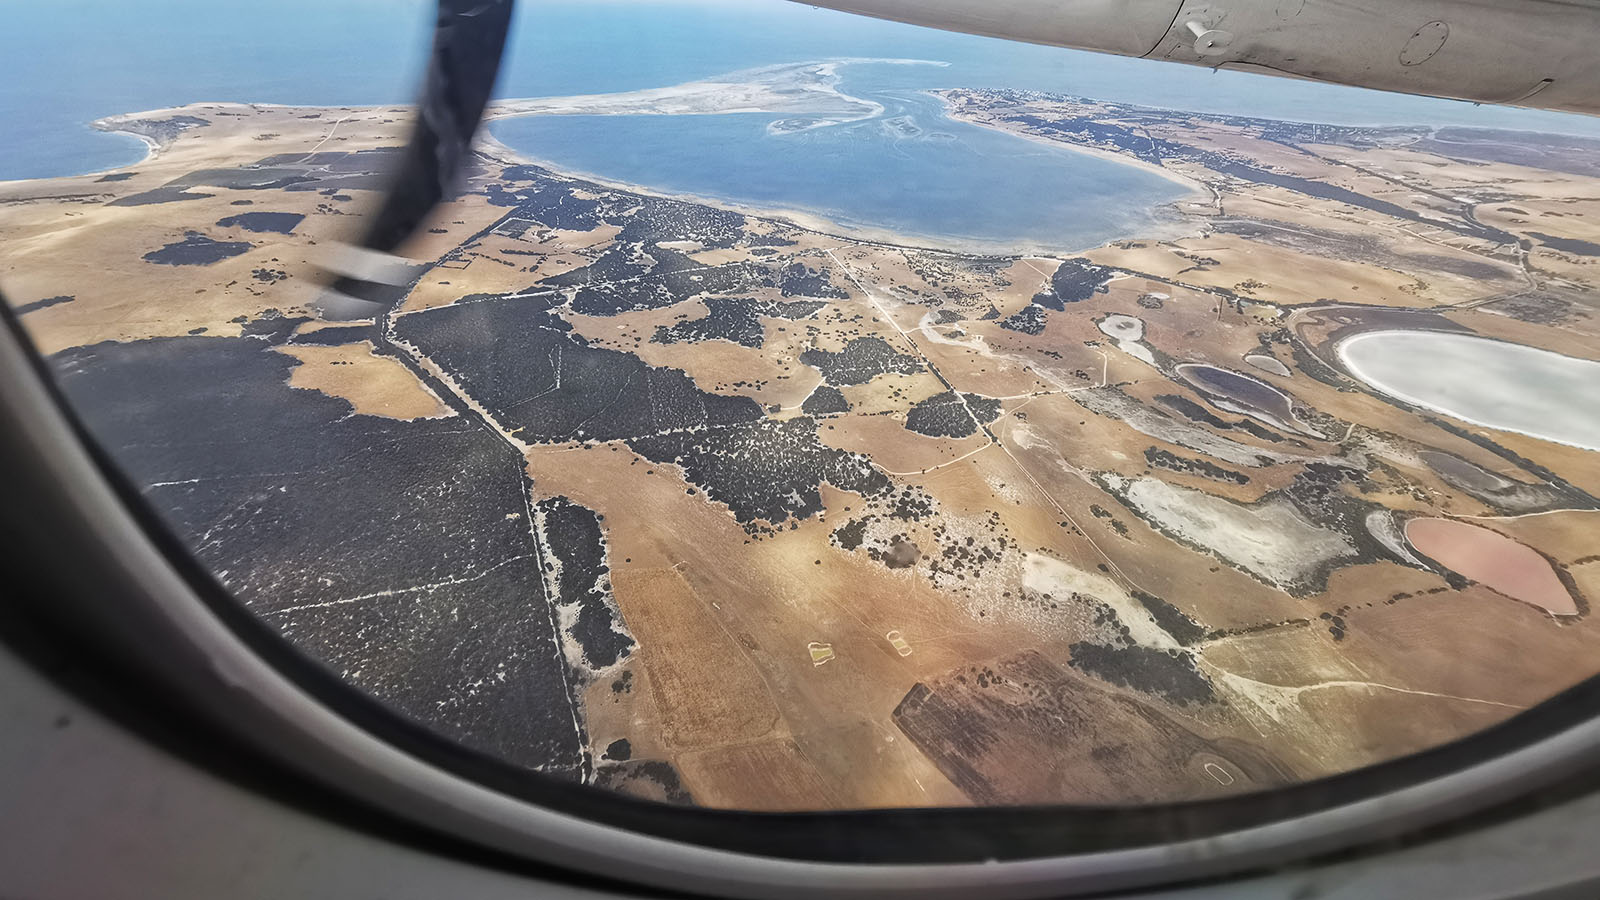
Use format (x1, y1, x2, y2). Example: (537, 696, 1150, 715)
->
(5, 0, 1600, 814)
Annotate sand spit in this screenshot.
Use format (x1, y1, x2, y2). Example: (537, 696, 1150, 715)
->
(490, 59, 945, 133)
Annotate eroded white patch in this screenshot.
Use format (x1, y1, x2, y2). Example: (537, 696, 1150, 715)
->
(1364, 508, 1428, 567)
(1022, 553, 1177, 649)
(1098, 314, 1145, 342)
(1244, 353, 1291, 378)
(1112, 477, 1356, 590)
(1117, 339, 1157, 366)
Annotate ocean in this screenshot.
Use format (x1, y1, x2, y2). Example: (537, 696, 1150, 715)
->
(7, 0, 1600, 247)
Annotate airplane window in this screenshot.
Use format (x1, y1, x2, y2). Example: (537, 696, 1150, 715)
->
(6, 0, 1600, 855)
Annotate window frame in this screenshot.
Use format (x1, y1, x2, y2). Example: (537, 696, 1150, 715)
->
(7, 300, 1600, 899)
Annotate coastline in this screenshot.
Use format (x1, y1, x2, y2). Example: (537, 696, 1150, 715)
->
(88, 108, 205, 173)
(0, 122, 155, 188)
(9, 60, 1208, 251)
(98, 127, 160, 162)
(0, 101, 416, 187)
(13, 74, 1209, 258)
(476, 65, 1208, 256)
(926, 90, 1213, 199)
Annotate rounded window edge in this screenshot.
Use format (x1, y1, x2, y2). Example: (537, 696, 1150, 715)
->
(8, 299, 1600, 898)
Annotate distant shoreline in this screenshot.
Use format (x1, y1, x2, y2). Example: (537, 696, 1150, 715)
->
(486, 59, 946, 134)
(0, 102, 411, 187)
(33, 70, 1211, 255)
(925, 90, 1211, 198)
(472, 60, 1208, 256)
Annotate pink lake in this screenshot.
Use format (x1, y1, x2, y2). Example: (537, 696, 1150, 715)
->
(1405, 517, 1577, 616)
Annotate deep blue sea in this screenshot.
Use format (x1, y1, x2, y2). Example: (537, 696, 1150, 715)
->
(7, 0, 1600, 246)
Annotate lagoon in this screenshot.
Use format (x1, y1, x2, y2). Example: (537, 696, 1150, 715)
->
(488, 62, 1196, 252)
